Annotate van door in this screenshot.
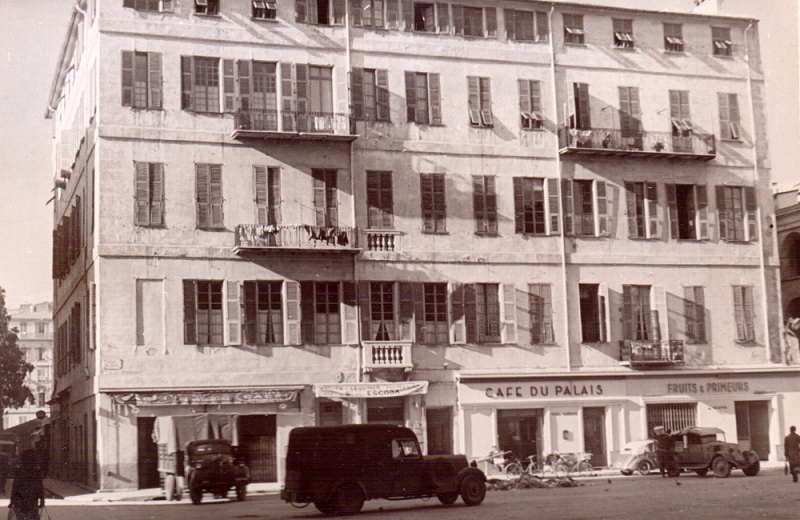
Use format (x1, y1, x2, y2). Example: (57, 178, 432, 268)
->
(390, 437, 426, 496)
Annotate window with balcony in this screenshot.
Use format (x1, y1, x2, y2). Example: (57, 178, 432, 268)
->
(669, 90, 693, 152)
(243, 281, 283, 345)
(301, 281, 341, 344)
(121, 51, 162, 109)
(712, 26, 732, 57)
(513, 177, 561, 236)
(195, 0, 219, 15)
(134, 162, 165, 227)
(473, 175, 497, 236)
(666, 184, 708, 240)
(625, 182, 658, 239)
(405, 71, 442, 125)
(451, 5, 496, 37)
(563, 13, 585, 44)
(308, 65, 333, 114)
(313, 168, 338, 227)
(562, 179, 609, 237)
(568, 82, 591, 130)
(420, 283, 448, 344)
(467, 76, 492, 127)
(183, 280, 224, 346)
(367, 171, 393, 229)
(518, 79, 544, 130)
(663, 23, 685, 52)
(296, 0, 345, 25)
(367, 282, 396, 340)
(732, 285, 755, 342)
(613, 18, 634, 49)
(622, 285, 659, 341)
(420, 173, 446, 234)
(252, 0, 277, 19)
(465, 283, 501, 344)
(254, 166, 280, 226)
(579, 283, 606, 343)
(717, 185, 757, 242)
(196, 164, 223, 229)
(683, 286, 706, 344)
(505, 9, 548, 42)
(718, 93, 741, 140)
(351, 68, 390, 122)
(123, 0, 172, 12)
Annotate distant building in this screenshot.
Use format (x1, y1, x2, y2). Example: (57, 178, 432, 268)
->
(776, 188, 800, 320)
(5, 302, 53, 429)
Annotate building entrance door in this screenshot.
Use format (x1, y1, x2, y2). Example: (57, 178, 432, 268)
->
(426, 408, 453, 455)
(735, 401, 770, 460)
(136, 417, 160, 489)
(582, 407, 607, 467)
(497, 409, 543, 462)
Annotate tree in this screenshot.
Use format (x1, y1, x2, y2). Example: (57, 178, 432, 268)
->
(0, 287, 34, 430)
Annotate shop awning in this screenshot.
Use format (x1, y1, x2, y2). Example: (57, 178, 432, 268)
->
(314, 381, 428, 399)
(109, 386, 305, 407)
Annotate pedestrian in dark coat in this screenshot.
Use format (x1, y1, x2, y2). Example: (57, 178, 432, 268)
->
(785, 425, 800, 482)
(654, 426, 675, 477)
(8, 449, 44, 520)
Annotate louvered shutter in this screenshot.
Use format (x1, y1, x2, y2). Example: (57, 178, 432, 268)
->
(413, 283, 425, 343)
(626, 182, 638, 238)
(745, 186, 757, 241)
(181, 56, 193, 110)
(281, 63, 294, 131)
(694, 287, 706, 342)
(429, 73, 442, 125)
(223, 59, 235, 112)
(716, 185, 728, 240)
(681, 286, 693, 343)
(485, 7, 497, 37)
(646, 182, 658, 238)
(150, 163, 164, 225)
(733, 286, 746, 341)
(516, 284, 531, 345)
(243, 281, 257, 344)
(402, 0, 413, 30)
(433, 173, 445, 232)
(568, 81, 576, 128)
(209, 164, 223, 228)
(351, 68, 364, 120)
(148, 52, 162, 108)
(196, 164, 209, 227)
(451, 283, 466, 344)
(548, 178, 560, 234)
(326, 169, 338, 227)
(183, 280, 197, 344)
(135, 162, 150, 226)
(467, 77, 481, 125)
(486, 176, 497, 234)
(653, 285, 667, 342)
(436, 3, 449, 33)
(502, 283, 516, 344)
(718, 92, 731, 140)
(576, 82, 591, 130)
(295, 0, 308, 22)
(238, 61, 251, 114)
(313, 170, 326, 227)
(358, 281, 372, 340)
(225, 281, 242, 345)
(696, 185, 709, 239)
(269, 167, 281, 225)
(376, 69, 390, 121)
(399, 282, 414, 341)
(285, 281, 301, 345)
(342, 282, 359, 344)
(513, 177, 524, 234)
(596, 180, 608, 237)
(519, 79, 531, 127)
(122, 51, 134, 106)
(728, 94, 740, 139)
(420, 174, 433, 232)
(666, 184, 679, 239)
(295, 64, 308, 131)
(255, 166, 268, 225)
(464, 284, 477, 343)
(473, 176, 485, 233)
(562, 180, 574, 235)
(622, 285, 633, 340)
(541, 284, 553, 343)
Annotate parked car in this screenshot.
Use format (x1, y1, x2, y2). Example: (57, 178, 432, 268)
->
(0, 440, 16, 480)
(281, 424, 487, 515)
(669, 426, 760, 478)
(618, 440, 659, 476)
(185, 439, 249, 505)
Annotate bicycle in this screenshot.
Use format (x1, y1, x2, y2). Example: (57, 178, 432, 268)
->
(520, 454, 557, 477)
(549, 452, 593, 477)
(474, 450, 523, 478)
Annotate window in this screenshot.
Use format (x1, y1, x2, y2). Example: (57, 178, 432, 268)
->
(579, 283, 606, 343)
(683, 286, 706, 344)
(367, 171, 393, 229)
(195, 0, 219, 15)
(243, 281, 283, 345)
(472, 175, 497, 236)
(518, 79, 544, 130)
(568, 82, 591, 130)
(712, 26, 732, 57)
(301, 281, 341, 344)
(420, 283, 448, 344)
(181, 56, 221, 113)
(663, 23, 684, 52)
(134, 162, 165, 227)
(732, 285, 755, 342)
(279, 64, 333, 130)
(666, 184, 708, 240)
(357, 0, 384, 28)
(622, 285, 659, 341)
(420, 173, 446, 233)
(37, 323, 47, 336)
(368, 282, 396, 340)
(452, 5, 496, 37)
(467, 76, 492, 127)
(37, 347, 45, 360)
(716, 185, 757, 242)
(296, 0, 345, 25)
(121, 51, 162, 109)
(613, 19, 633, 49)
(196, 163, 223, 229)
(513, 177, 558, 236)
(718, 93, 741, 140)
(618, 86, 641, 138)
(413, 2, 435, 31)
(312, 169, 338, 227)
(183, 280, 224, 345)
(123, 0, 172, 12)
(465, 283, 501, 343)
(252, 0, 277, 19)
(562, 179, 609, 237)
(351, 68, 390, 122)
(254, 166, 280, 226)
(504, 9, 548, 42)
(563, 13, 584, 44)
(669, 90, 693, 152)
(392, 439, 420, 458)
(529, 284, 553, 344)
(646, 403, 696, 438)
(308, 66, 334, 114)
(625, 182, 658, 239)
(38, 392, 45, 408)
(405, 71, 442, 125)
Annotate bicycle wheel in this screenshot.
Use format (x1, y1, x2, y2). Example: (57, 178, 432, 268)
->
(504, 462, 523, 478)
(554, 462, 569, 478)
(577, 460, 593, 476)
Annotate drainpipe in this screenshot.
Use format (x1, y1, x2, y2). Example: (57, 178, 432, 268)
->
(547, 5, 572, 371)
(743, 22, 777, 363)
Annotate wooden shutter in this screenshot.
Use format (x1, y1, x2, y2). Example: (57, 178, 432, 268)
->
(473, 176, 485, 233)
(596, 180, 608, 237)
(135, 162, 150, 226)
(399, 282, 414, 341)
(268, 167, 281, 225)
(513, 177, 524, 234)
(420, 174, 433, 233)
(502, 283, 516, 344)
(351, 68, 364, 120)
(350, 0, 362, 26)
(485, 7, 497, 37)
(622, 285, 632, 340)
(464, 283, 477, 343)
(536, 11, 549, 42)
(255, 166, 268, 225)
(223, 59, 235, 112)
(619, 86, 640, 136)
(413, 283, 425, 343)
(285, 281, 301, 345)
(295, 0, 307, 22)
(548, 178, 560, 235)
(196, 163, 209, 227)
(404, 71, 417, 122)
(519, 79, 531, 126)
(148, 52, 162, 108)
(436, 2, 449, 33)
(598, 282, 608, 342)
(479, 78, 492, 126)
(238, 60, 251, 113)
(666, 184, 679, 239)
(733, 286, 746, 341)
(541, 284, 553, 343)
(653, 284, 667, 342)
(452, 5, 464, 35)
(429, 73, 442, 125)
(716, 185, 728, 240)
(402, 0, 413, 30)
(576, 82, 591, 130)
(225, 281, 242, 345)
(728, 94, 740, 138)
(626, 182, 637, 238)
(694, 287, 706, 342)
(358, 281, 372, 340)
(183, 280, 197, 344)
(150, 163, 164, 225)
(376, 69, 390, 121)
(342, 282, 358, 344)
(516, 284, 531, 345)
(562, 179, 574, 235)
(295, 64, 308, 123)
(281, 63, 294, 131)
(745, 185, 757, 241)
(209, 164, 223, 228)
(181, 56, 193, 110)
(122, 51, 133, 106)
(313, 170, 326, 227)
(467, 76, 481, 125)
(646, 182, 658, 238)
(243, 281, 257, 344)
(451, 283, 466, 344)
(696, 185, 709, 239)
(718, 92, 731, 140)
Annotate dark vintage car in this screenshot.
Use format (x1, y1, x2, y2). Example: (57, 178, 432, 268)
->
(185, 439, 249, 504)
(281, 424, 487, 515)
(669, 427, 760, 478)
(618, 440, 659, 476)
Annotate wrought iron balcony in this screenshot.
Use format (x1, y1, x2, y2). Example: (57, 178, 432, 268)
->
(233, 109, 357, 141)
(362, 341, 413, 372)
(233, 224, 359, 253)
(620, 339, 685, 367)
(363, 230, 402, 252)
(558, 127, 715, 160)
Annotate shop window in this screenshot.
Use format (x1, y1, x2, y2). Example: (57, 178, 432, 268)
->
(646, 403, 696, 438)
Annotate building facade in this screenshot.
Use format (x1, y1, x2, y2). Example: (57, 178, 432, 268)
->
(5, 303, 54, 429)
(47, 0, 794, 491)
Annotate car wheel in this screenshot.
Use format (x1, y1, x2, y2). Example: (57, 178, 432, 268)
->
(236, 483, 247, 500)
(636, 460, 652, 476)
(742, 460, 760, 477)
(460, 474, 486, 506)
(437, 492, 459, 505)
(331, 482, 364, 514)
(695, 469, 708, 477)
(712, 457, 731, 478)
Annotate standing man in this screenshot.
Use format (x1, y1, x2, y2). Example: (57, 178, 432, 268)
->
(654, 426, 672, 478)
(785, 425, 800, 483)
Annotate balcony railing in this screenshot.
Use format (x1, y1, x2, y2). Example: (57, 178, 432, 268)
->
(233, 109, 357, 141)
(362, 341, 413, 372)
(234, 224, 359, 253)
(558, 127, 715, 160)
(363, 230, 402, 252)
(620, 339, 685, 367)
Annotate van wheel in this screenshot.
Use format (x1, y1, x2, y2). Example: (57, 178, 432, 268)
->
(236, 484, 247, 501)
(315, 500, 335, 515)
(190, 487, 203, 505)
(331, 483, 364, 514)
(712, 457, 731, 478)
(460, 475, 486, 506)
(742, 460, 760, 476)
(437, 492, 459, 505)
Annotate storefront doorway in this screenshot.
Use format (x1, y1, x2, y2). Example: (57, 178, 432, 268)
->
(426, 408, 453, 455)
(238, 415, 277, 483)
(497, 409, 543, 461)
(582, 407, 607, 467)
(735, 401, 770, 460)
(136, 417, 159, 489)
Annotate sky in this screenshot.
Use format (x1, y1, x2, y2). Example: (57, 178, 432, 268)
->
(0, 0, 797, 310)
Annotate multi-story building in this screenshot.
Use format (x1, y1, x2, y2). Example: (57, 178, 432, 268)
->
(777, 188, 800, 318)
(47, 0, 795, 491)
(5, 303, 54, 429)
